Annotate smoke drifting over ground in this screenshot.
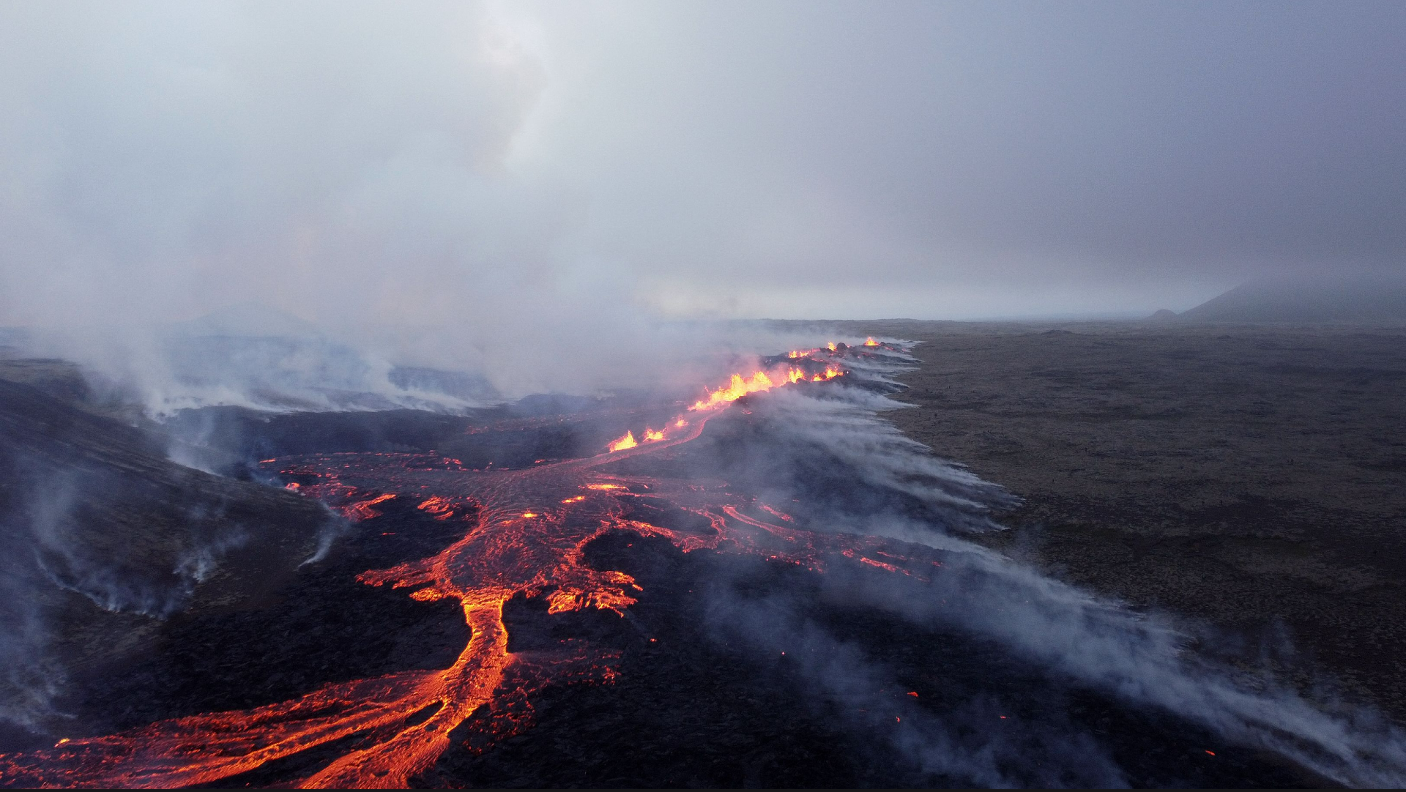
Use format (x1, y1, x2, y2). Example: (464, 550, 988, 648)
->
(675, 346, 1406, 786)
(1, 339, 1402, 786)
(5, 306, 853, 423)
(0, 470, 241, 730)
(1, 3, 1403, 782)
(0, 370, 335, 736)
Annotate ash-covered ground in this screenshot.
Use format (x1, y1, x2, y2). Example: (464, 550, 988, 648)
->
(1, 329, 1403, 788)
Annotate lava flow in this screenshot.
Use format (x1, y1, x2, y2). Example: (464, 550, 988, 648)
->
(0, 341, 937, 789)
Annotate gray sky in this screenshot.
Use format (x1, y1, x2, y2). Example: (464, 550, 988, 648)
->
(2, 0, 1403, 333)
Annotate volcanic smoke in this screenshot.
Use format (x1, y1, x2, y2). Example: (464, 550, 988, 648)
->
(0, 343, 911, 787)
(1, 340, 1402, 788)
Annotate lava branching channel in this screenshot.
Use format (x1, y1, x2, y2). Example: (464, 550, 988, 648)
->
(0, 342, 920, 788)
(3, 340, 1405, 788)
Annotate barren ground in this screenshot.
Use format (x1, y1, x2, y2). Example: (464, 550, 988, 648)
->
(845, 320, 1406, 720)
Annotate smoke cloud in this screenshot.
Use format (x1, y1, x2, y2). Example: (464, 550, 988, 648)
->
(2, 1, 1404, 407)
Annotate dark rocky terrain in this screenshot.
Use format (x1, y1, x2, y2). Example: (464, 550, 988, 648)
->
(844, 320, 1406, 721)
(2, 325, 1402, 787)
(0, 359, 332, 745)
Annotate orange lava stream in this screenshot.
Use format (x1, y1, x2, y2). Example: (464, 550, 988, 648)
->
(0, 343, 926, 788)
(606, 341, 855, 453)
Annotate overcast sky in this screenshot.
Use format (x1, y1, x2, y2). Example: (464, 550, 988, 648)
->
(2, 0, 1403, 333)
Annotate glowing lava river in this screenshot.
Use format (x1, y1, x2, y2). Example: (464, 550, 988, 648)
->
(4, 339, 1405, 788)
(1, 341, 962, 788)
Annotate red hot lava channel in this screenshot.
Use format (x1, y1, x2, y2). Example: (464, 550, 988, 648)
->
(1, 341, 940, 789)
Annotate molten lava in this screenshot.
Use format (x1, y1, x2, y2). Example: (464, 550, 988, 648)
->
(606, 343, 854, 453)
(689, 370, 779, 411)
(685, 353, 840, 414)
(607, 431, 637, 452)
(0, 341, 932, 789)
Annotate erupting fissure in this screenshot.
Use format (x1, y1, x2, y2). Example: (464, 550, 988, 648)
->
(0, 341, 929, 789)
(610, 342, 854, 452)
(606, 431, 637, 452)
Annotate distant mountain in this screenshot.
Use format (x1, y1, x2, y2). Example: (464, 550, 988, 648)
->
(1179, 274, 1406, 324)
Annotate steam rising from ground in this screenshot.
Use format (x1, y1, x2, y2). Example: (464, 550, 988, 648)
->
(697, 345, 1406, 786)
(3, 336, 1403, 784)
(27, 479, 246, 618)
(8, 304, 842, 418)
(0, 384, 335, 738)
(0, 472, 247, 730)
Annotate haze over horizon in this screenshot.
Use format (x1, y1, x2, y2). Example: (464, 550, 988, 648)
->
(2, 1, 1404, 387)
